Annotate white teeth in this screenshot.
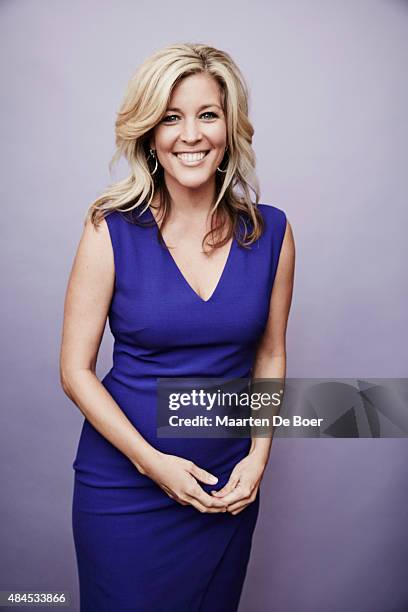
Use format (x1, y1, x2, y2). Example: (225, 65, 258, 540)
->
(176, 151, 207, 162)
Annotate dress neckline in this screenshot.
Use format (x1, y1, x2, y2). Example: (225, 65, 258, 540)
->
(147, 206, 236, 304)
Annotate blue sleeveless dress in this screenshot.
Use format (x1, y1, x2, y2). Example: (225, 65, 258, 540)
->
(72, 203, 287, 611)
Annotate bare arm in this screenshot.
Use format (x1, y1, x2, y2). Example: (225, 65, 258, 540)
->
(209, 219, 295, 513)
(249, 218, 296, 464)
(59, 216, 159, 476)
(60, 217, 228, 512)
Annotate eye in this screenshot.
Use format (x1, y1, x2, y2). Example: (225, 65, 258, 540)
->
(161, 111, 219, 123)
(161, 114, 179, 123)
(200, 111, 218, 120)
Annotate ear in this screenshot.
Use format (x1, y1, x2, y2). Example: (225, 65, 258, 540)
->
(149, 136, 155, 151)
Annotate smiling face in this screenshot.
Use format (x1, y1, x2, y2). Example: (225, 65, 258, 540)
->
(150, 72, 227, 192)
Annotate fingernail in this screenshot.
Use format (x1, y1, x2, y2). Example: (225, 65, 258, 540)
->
(210, 476, 218, 483)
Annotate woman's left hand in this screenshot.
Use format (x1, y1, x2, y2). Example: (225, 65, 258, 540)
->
(210, 452, 267, 515)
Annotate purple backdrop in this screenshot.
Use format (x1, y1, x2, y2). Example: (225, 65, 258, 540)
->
(1, 1, 407, 610)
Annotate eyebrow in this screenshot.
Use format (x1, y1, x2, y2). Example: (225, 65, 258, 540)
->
(165, 104, 223, 112)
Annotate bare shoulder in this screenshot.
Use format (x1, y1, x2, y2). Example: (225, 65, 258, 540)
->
(282, 218, 295, 256)
(257, 203, 295, 264)
(81, 214, 111, 245)
(275, 218, 295, 283)
(66, 215, 114, 307)
(76, 216, 113, 268)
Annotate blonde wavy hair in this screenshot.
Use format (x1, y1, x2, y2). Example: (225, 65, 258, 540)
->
(86, 42, 264, 250)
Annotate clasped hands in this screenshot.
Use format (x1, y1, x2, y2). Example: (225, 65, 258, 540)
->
(209, 452, 266, 515)
(144, 450, 266, 516)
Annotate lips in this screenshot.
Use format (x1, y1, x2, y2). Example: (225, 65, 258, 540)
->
(173, 150, 210, 154)
(172, 150, 211, 167)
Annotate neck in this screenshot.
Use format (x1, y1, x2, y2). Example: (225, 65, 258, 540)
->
(158, 172, 218, 223)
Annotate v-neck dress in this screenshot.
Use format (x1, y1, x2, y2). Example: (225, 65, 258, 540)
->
(71, 203, 287, 612)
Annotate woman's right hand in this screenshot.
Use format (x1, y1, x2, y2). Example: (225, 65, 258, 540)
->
(140, 451, 229, 513)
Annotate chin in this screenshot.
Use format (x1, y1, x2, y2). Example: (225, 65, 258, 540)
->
(173, 173, 213, 189)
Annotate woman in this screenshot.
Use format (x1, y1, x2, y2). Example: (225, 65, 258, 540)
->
(60, 42, 295, 612)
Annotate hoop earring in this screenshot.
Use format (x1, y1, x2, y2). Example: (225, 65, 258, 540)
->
(217, 146, 229, 173)
(147, 148, 158, 175)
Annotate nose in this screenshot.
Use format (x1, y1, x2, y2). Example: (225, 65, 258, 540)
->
(180, 117, 202, 144)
